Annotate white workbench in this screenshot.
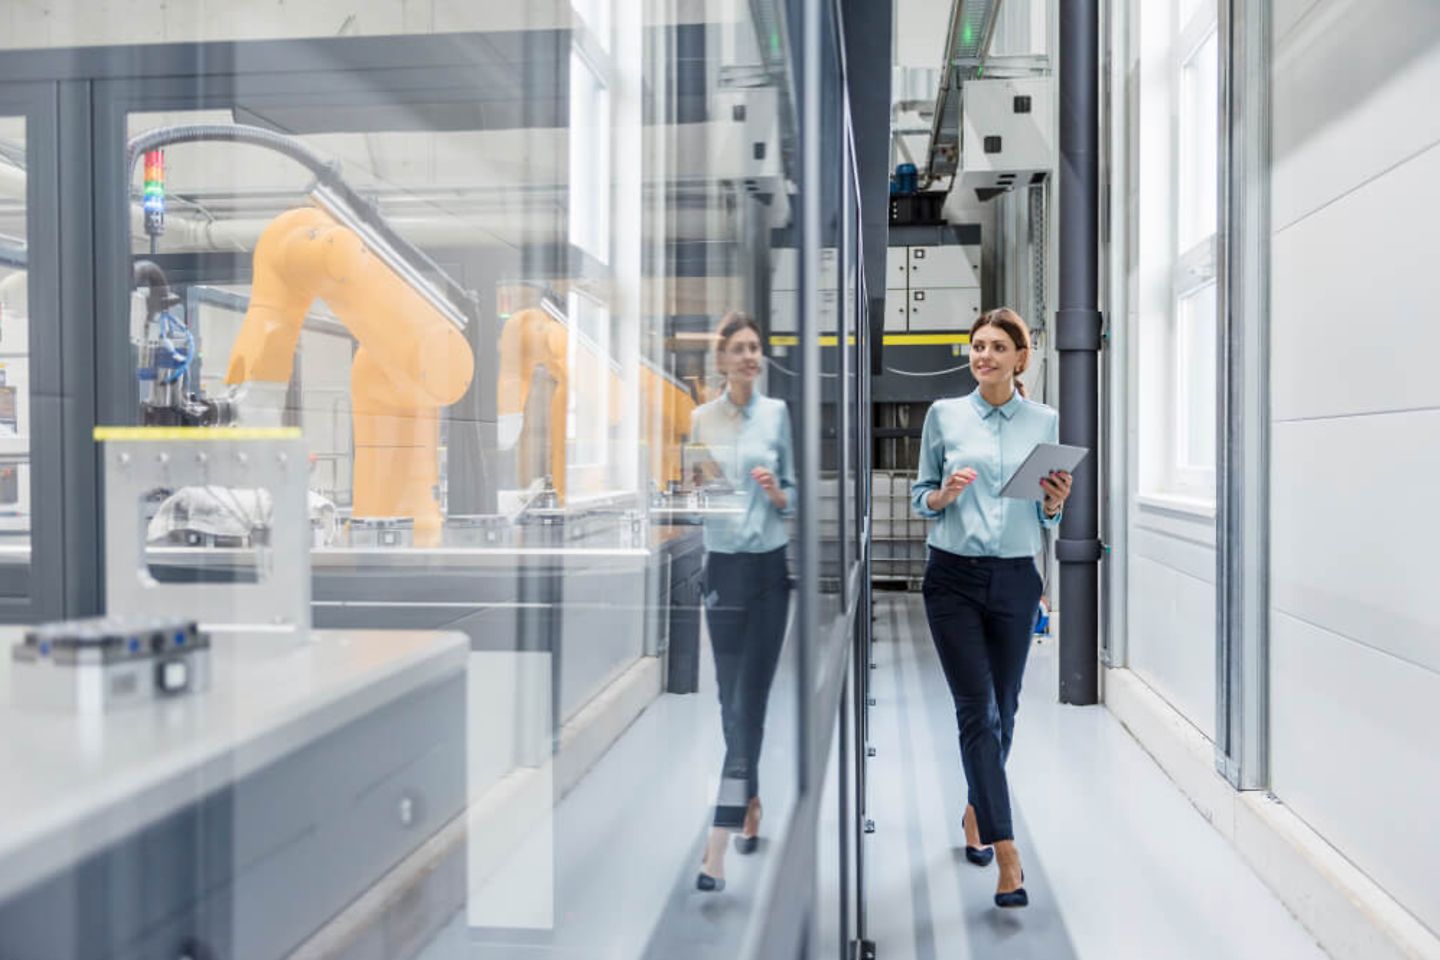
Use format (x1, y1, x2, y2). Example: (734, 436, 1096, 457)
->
(0, 628, 468, 906)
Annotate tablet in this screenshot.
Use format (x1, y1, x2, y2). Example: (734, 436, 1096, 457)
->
(999, 442, 1089, 501)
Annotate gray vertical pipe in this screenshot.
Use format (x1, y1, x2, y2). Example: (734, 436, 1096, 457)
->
(1056, 0, 1103, 705)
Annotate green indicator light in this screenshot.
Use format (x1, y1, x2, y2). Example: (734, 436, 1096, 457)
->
(771, 31, 780, 54)
(963, 22, 974, 45)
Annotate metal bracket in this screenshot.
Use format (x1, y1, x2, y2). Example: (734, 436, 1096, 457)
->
(1054, 307, 1104, 351)
(1056, 537, 1104, 563)
(98, 428, 311, 634)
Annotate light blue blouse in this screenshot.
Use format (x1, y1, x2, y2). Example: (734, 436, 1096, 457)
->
(910, 389, 1063, 559)
(689, 389, 797, 554)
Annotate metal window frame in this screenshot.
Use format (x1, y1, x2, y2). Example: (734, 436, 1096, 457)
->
(1214, 0, 1271, 790)
(0, 82, 68, 622)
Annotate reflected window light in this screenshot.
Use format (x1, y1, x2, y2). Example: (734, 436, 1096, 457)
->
(571, 0, 612, 49)
(569, 49, 612, 263)
(565, 290, 613, 486)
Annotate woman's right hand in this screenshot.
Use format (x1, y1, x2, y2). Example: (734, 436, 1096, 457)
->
(929, 467, 978, 511)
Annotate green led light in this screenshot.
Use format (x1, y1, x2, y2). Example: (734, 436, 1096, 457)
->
(963, 22, 974, 45)
(771, 31, 781, 54)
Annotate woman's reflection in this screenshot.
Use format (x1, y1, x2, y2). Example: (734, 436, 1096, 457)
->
(688, 311, 796, 893)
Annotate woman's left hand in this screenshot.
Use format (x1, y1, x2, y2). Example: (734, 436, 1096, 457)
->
(1040, 470, 1073, 516)
(752, 466, 787, 509)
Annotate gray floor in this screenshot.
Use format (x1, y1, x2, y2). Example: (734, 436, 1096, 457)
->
(416, 590, 1330, 959)
(861, 592, 1329, 959)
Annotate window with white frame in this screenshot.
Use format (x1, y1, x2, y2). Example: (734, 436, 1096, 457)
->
(569, 45, 612, 263)
(566, 289, 614, 476)
(1172, 2, 1218, 496)
(1136, 0, 1218, 503)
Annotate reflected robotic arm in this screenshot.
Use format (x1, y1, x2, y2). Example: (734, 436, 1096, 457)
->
(224, 206, 474, 545)
(497, 306, 694, 504)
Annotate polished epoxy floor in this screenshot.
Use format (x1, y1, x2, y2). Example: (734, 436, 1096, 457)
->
(862, 591, 1330, 959)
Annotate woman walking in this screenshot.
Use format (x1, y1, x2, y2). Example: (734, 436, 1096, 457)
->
(911, 308, 1073, 908)
(690, 311, 796, 892)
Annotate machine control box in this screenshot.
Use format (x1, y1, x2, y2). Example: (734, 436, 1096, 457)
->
(10, 616, 211, 712)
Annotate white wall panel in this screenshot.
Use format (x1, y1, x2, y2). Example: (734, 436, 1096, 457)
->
(1271, 413, 1440, 675)
(1272, 142, 1440, 422)
(1132, 524, 1214, 585)
(1271, 611, 1440, 936)
(1272, 0, 1440, 231)
(1129, 555, 1216, 740)
(1274, 0, 1322, 43)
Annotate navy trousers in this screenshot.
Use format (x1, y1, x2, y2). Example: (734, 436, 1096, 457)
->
(922, 548, 1043, 845)
(703, 546, 790, 828)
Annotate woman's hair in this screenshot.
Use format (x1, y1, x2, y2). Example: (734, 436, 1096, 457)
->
(715, 310, 763, 375)
(970, 307, 1032, 397)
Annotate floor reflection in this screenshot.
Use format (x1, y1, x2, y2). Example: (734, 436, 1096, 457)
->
(413, 619, 799, 959)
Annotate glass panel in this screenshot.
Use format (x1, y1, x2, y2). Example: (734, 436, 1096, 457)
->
(816, 12, 846, 639)
(845, 156, 861, 582)
(1178, 0, 1205, 29)
(0, 116, 30, 574)
(1179, 26, 1219, 251)
(0, 7, 815, 960)
(0, 3, 575, 48)
(1177, 279, 1217, 471)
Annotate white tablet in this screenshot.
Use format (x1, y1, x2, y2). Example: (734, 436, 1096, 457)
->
(999, 442, 1089, 501)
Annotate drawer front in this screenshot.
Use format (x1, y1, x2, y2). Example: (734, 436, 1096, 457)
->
(886, 246, 909, 290)
(907, 287, 981, 332)
(771, 293, 798, 333)
(884, 288, 910, 331)
(908, 244, 982, 289)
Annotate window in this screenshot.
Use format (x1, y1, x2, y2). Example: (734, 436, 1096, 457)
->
(1171, 1, 1219, 498)
(1179, 27, 1218, 250)
(569, 47, 612, 263)
(1136, 0, 1218, 503)
(1176, 279, 1217, 473)
(565, 290, 613, 483)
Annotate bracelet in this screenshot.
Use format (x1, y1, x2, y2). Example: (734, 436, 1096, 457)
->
(1043, 500, 1061, 517)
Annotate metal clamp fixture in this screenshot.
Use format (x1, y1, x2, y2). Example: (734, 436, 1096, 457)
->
(97, 427, 312, 634)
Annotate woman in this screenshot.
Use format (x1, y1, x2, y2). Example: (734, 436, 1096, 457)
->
(910, 307, 1074, 909)
(690, 311, 796, 893)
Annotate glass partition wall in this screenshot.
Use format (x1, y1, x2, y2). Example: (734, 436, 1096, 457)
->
(0, 2, 871, 958)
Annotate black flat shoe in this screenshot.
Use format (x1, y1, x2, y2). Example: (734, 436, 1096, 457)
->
(994, 870, 1027, 909)
(965, 845, 995, 867)
(734, 834, 759, 855)
(696, 872, 726, 893)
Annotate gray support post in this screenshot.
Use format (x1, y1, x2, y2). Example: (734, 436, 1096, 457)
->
(59, 79, 104, 618)
(1215, 0, 1271, 790)
(839, 0, 893, 379)
(1056, 0, 1103, 705)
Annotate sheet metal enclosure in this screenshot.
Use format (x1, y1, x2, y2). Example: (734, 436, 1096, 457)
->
(99, 428, 311, 632)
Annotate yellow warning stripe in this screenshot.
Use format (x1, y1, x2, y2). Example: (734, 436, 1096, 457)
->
(93, 427, 303, 442)
(769, 333, 969, 348)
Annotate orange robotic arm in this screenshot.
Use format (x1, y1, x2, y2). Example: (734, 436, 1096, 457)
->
(639, 361, 694, 488)
(496, 306, 571, 501)
(497, 306, 695, 502)
(225, 206, 474, 545)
